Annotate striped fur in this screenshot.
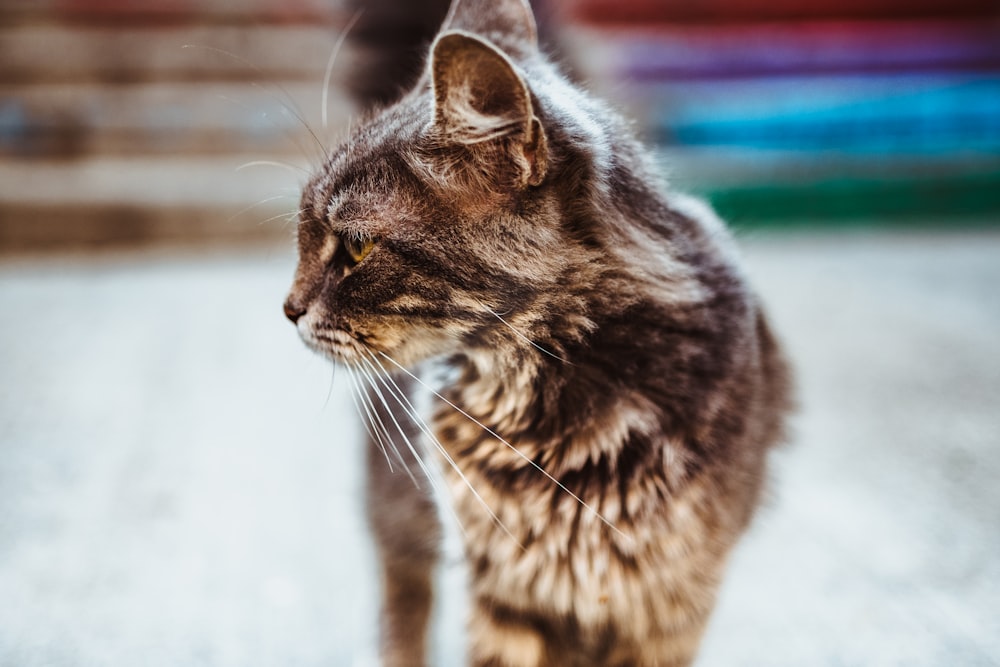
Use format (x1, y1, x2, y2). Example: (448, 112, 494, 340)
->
(284, 0, 792, 665)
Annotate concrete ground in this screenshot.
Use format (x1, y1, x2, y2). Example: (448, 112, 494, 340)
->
(0, 229, 998, 666)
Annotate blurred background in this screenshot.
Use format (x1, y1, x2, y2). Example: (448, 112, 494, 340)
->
(1, 0, 998, 665)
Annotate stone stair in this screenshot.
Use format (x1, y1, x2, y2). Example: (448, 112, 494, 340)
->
(0, 0, 360, 249)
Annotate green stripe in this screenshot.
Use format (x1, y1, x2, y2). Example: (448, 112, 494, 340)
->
(698, 171, 1000, 227)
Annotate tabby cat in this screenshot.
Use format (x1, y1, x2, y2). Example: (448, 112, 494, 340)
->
(283, 0, 791, 665)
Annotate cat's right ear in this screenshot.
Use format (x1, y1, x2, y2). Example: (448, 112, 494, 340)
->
(430, 31, 547, 189)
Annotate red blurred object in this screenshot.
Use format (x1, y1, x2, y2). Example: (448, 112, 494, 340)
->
(53, 0, 337, 25)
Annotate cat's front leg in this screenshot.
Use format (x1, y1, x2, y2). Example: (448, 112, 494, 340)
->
(611, 632, 704, 667)
(465, 594, 708, 667)
(365, 376, 441, 667)
(467, 599, 547, 667)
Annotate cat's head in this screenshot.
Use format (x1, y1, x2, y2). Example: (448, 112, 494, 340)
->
(284, 0, 620, 370)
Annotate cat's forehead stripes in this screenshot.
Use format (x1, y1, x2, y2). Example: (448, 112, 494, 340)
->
(311, 139, 432, 236)
(303, 93, 432, 223)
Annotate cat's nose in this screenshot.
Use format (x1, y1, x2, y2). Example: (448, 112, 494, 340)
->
(283, 299, 307, 324)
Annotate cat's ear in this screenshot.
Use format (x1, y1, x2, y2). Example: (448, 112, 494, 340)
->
(431, 31, 547, 188)
(441, 0, 538, 60)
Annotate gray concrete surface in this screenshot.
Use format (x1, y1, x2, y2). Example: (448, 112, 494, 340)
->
(1, 229, 998, 666)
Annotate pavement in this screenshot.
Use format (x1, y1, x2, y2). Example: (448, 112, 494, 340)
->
(1, 229, 998, 666)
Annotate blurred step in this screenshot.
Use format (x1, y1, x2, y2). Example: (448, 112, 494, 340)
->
(0, 0, 344, 27)
(0, 155, 307, 249)
(0, 0, 376, 249)
(0, 24, 357, 84)
(1, 80, 356, 157)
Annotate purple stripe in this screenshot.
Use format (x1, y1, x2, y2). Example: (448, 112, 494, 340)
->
(598, 20, 1000, 80)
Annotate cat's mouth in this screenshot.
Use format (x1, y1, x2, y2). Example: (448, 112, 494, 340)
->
(297, 309, 457, 370)
(299, 323, 368, 364)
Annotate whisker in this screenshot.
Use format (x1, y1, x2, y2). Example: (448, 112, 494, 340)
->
(354, 365, 423, 482)
(361, 351, 513, 544)
(356, 354, 471, 539)
(361, 351, 465, 534)
(352, 360, 420, 486)
(256, 208, 306, 228)
(378, 351, 624, 538)
(236, 160, 310, 175)
(322, 7, 365, 129)
(227, 194, 296, 223)
(216, 91, 318, 163)
(488, 308, 573, 365)
(324, 362, 338, 409)
(358, 354, 442, 482)
(183, 44, 328, 159)
(344, 365, 396, 474)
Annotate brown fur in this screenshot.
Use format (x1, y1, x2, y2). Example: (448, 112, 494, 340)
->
(283, 1, 792, 665)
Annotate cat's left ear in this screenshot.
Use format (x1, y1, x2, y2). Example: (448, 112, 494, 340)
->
(430, 31, 547, 188)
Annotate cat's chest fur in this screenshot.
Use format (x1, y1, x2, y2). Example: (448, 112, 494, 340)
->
(429, 356, 733, 645)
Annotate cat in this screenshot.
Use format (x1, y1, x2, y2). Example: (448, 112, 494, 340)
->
(282, 0, 792, 665)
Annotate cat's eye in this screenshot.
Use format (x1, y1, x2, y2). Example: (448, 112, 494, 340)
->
(342, 234, 376, 265)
